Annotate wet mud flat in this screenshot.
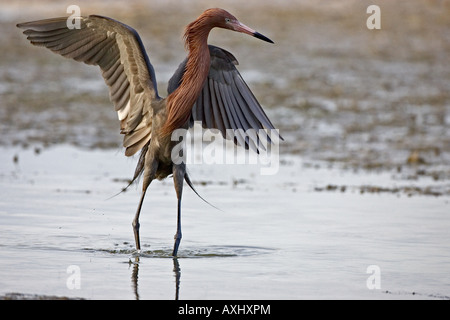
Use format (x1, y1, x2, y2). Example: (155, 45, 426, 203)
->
(2, 1, 450, 171)
(1, 0, 450, 189)
(0, 0, 449, 299)
(0, 1, 450, 169)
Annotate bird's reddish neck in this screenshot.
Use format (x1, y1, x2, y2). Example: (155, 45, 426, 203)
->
(160, 22, 212, 136)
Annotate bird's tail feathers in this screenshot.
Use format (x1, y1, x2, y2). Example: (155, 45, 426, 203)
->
(106, 141, 221, 212)
(184, 173, 222, 212)
(105, 143, 148, 200)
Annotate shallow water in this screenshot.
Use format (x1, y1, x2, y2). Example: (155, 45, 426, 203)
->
(1, 0, 450, 300)
(0, 146, 449, 299)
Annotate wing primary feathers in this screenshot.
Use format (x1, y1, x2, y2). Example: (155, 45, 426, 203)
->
(18, 15, 159, 157)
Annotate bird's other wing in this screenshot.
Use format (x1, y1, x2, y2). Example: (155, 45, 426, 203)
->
(170, 45, 282, 152)
(17, 15, 159, 156)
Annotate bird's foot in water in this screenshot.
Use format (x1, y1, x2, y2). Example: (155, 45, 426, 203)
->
(172, 232, 182, 256)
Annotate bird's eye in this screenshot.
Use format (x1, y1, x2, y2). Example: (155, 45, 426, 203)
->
(225, 18, 231, 23)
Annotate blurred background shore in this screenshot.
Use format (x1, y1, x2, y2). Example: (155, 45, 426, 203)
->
(1, 0, 450, 181)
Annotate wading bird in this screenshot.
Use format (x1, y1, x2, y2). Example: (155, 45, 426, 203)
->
(17, 8, 280, 256)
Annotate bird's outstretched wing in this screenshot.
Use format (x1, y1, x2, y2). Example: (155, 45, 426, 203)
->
(168, 45, 281, 152)
(17, 15, 159, 156)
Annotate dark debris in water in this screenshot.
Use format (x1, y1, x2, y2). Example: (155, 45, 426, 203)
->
(314, 184, 449, 197)
(0, 292, 84, 300)
(383, 290, 450, 300)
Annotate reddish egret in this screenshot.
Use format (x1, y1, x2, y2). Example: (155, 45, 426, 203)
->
(17, 8, 280, 256)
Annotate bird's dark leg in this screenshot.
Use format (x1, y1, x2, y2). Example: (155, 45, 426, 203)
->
(132, 153, 158, 252)
(172, 163, 186, 256)
(132, 190, 147, 251)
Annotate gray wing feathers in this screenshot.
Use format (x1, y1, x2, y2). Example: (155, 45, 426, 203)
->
(189, 45, 280, 152)
(18, 15, 158, 157)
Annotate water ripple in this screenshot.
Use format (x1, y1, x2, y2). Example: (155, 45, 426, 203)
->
(82, 245, 276, 259)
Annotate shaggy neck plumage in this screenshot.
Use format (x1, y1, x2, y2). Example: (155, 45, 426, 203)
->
(160, 18, 213, 136)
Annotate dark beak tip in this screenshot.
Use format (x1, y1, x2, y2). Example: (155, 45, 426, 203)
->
(254, 31, 274, 44)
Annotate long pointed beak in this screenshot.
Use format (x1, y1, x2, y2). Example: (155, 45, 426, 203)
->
(234, 22, 274, 44)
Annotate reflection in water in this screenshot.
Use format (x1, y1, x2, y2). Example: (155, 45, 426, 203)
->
(172, 258, 181, 300)
(128, 246, 271, 299)
(130, 256, 181, 300)
(130, 257, 140, 300)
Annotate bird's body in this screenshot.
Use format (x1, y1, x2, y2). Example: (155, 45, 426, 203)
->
(17, 8, 280, 256)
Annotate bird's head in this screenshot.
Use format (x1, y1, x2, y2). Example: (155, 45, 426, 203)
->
(199, 8, 274, 44)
